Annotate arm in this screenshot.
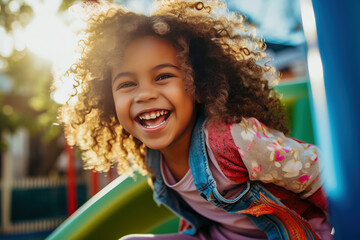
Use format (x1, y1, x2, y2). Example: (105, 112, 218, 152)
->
(230, 117, 322, 199)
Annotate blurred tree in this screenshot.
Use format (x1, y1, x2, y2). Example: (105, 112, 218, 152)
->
(0, 0, 33, 32)
(0, 0, 70, 175)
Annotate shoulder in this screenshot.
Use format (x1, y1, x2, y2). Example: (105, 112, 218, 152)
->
(205, 119, 240, 159)
(205, 120, 248, 183)
(206, 117, 273, 161)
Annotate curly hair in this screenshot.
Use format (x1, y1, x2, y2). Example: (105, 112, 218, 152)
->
(57, 0, 288, 176)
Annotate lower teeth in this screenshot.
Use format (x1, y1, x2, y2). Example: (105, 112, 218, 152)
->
(144, 120, 166, 129)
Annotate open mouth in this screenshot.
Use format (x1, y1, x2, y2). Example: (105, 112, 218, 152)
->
(136, 110, 171, 129)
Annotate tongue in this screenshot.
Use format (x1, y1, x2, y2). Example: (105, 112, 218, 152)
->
(143, 114, 167, 127)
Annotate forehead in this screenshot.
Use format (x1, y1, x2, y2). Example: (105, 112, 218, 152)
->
(120, 35, 178, 67)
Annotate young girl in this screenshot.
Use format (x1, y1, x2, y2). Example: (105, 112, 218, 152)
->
(59, 0, 333, 239)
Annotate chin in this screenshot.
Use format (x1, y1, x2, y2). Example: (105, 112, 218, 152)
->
(143, 140, 169, 151)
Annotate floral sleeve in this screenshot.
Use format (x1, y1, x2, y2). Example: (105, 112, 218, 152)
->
(230, 117, 322, 198)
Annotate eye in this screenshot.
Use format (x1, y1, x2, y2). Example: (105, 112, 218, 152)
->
(156, 74, 174, 81)
(116, 81, 136, 90)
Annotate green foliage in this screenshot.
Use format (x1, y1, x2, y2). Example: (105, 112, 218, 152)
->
(0, 0, 33, 32)
(0, 50, 61, 144)
(0, 1, 62, 149)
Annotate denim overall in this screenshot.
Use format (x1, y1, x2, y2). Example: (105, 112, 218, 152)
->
(146, 116, 320, 240)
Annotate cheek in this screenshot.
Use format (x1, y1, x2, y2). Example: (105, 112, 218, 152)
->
(171, 82, 194, 110)
(114, 104, 134, 135)
(170, 81, 193, 100)
(113, 95, 129, 120)
(174, 91, 195, 119)
(180, 91, 195, 111)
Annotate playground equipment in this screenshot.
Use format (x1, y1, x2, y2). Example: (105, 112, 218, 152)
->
(302, 1, 360, 239)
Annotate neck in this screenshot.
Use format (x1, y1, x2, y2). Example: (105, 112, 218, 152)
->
(161, 141, 190, 182)
(161, 116, 197, 182)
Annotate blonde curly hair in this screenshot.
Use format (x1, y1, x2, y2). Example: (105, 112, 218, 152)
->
(57, 0, 287, 176)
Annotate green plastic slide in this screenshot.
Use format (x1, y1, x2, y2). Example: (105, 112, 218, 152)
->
(47, 78, 314, 240)
(47, 174, 179, 240)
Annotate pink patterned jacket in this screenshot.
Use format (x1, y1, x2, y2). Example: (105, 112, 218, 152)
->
(206, 117, 328, 220)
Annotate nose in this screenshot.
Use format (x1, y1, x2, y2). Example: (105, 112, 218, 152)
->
(134, 83, 159, 103)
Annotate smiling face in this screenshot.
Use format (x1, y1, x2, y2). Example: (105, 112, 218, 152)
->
(111, 36, 196, 152)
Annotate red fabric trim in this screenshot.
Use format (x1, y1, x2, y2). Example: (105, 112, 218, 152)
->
(307, 188, 329, 212)
(207, 122, 248, 183)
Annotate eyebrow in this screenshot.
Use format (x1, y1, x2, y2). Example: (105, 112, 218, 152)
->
(112, 63, 180, 84)
(152, 63, 180, 71)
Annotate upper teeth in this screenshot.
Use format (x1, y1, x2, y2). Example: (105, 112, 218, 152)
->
(139, 110, 168, 120)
